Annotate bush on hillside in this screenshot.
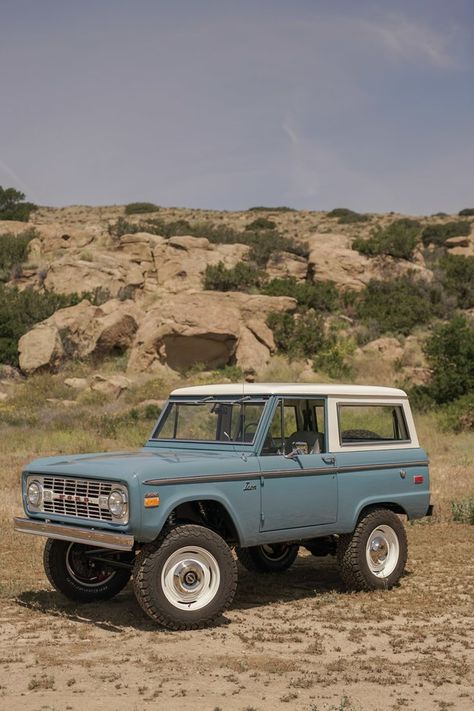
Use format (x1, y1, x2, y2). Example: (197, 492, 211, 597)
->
(262, 277, 338, 312)
(439, 254, 474, 309)
(124, 202, 160, 215)
(440, 394, 474, 433)
(458, 208, 474, 217)
(109, 217, 308, 266)
(0, 186, 37, 222)
(267, 310, 326, 359)
(248, 206, 294, 212)
(352, 218, 421, 260)
(245, 218, 277, 231)
(203, 261, 262, 292)
(0, 287, 83, 365)
(421, 221, 471, 247)
(313, 335, 356, 379)
(355, 275, 442, 336)
(422, 315, 474, 405)
(0, 228, 38, 281)
(327, 208, 369, 224)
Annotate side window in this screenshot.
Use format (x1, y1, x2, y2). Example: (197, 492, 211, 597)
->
(261, 399, 326, 455)
(338, 404, 409, 444)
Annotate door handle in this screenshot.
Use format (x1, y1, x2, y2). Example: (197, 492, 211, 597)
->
(322, 456, 336, 465)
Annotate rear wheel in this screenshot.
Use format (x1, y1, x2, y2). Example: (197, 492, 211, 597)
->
(133, 525, 237, 630)
(43, 539, 132, 602)
(337, 509, 408, 591)
(236, 543, 299, 572)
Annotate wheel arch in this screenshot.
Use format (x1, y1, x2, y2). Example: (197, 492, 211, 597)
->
(356, 501, 408, 524)
(159, 494, 243, 545)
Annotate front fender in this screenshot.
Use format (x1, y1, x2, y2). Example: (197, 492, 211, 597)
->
(137, 482, 255, 545)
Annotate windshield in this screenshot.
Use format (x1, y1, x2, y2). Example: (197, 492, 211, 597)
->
(153, 399, 267, 443)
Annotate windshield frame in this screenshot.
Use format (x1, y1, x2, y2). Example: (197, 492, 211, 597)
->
(149, 395, 272, 448)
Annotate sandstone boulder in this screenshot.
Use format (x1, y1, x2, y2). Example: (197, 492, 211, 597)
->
(360, 337, 404, 365)
(64, 377, 89, 391)
(307, 232, 432, 291)
(152, 236, 249, 292)
(19, 324, 65, 374)
(18, 299, 142, 373)
(266, 251, 308, 281)
(90, 374, 132, 399)
(127, 291, 296, 374)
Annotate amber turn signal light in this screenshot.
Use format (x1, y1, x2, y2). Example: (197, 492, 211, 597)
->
(144, 493, 160, 508)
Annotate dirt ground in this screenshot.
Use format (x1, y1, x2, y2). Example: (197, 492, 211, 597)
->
(0, 525, 473, 711)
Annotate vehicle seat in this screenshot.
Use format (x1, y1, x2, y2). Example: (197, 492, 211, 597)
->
(287, 431, 324, 454)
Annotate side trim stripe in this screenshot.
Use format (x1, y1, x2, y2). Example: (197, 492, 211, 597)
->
(143, 459, 427, 486)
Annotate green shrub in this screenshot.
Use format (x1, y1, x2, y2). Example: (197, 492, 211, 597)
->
(440, 394, 474, 433)
(247, 206, 294, 212)
(109, 216, 191, 238)
(327, 208, 369, 224)
(439, 254, 474, 309)
(267, 310, 326, 359)
(124, 202, 160, 215)
(245, 217, 277, 231)
(262, 277, 338, 312)
(0, 186, 37, 222)
(422, 315, 474, 404)
(0, 287, 83, 365)
(313, 335, 356, 379)
(355, 275, 441, 336)
(451, 496, 474, 524)
(203, 261, 262, 292)
(249, 231, 309, 266)
(458, 208, 474, 217)
(0, 228, 37, 281)
(110, 217, 308, 267)
(421, 221, 471, 247)
(352, 219, 421, 260)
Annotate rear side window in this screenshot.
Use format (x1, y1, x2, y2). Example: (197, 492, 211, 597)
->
(338, 404, 409, 445)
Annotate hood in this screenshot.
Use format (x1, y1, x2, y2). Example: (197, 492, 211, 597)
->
(24, 446, 251, 484)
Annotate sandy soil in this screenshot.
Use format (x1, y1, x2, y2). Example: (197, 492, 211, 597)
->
(1, 525, 473, 711)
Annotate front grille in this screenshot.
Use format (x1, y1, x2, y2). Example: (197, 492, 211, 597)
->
(42, 477, 118, 522)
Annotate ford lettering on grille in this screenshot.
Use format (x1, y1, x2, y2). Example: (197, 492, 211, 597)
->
(42, 477, 121, 522)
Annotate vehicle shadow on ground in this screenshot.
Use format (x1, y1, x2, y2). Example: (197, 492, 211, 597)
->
(14, 557, 349, 633)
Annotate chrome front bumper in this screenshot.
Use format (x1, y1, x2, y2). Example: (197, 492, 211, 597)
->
(13, 517, 134, 551)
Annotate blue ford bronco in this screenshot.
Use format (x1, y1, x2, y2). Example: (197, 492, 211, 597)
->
(14, 383, 432, 629)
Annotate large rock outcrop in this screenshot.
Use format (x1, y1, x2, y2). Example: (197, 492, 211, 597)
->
(127, 291, 296, 375)
(19, 299, 141, 374)
(307, 233, 432, 290)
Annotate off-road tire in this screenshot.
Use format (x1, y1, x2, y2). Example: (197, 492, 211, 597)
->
(43, 539, 132, 602)
(337, 508, 408, 591)
(133, 525, 237, 630)
(236, 543, 299, 573)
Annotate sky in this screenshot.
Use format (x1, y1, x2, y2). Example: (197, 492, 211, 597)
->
(0, 0, 473, 214)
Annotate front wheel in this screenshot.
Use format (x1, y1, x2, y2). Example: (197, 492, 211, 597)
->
(43, 539, 132, 602)
(236, 543, 299, 572)
(133, 525, 237, 630)
(337, 509, 408, 591)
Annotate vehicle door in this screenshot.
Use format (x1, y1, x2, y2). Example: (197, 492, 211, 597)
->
(257, 398, 338, 532)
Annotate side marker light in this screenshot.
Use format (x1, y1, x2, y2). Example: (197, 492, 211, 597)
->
(144, 493, 160, 508)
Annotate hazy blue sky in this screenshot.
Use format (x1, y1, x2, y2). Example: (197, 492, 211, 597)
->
(1, 0, 473, 213)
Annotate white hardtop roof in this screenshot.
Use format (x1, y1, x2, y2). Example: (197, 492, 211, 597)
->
(171, 383, 407, 398)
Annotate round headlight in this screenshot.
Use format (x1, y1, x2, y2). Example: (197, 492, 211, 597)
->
(108, 489, 127, 518)
(27, 480, 42, 507)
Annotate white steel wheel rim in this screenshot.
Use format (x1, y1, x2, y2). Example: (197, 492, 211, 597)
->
(161, 546, 221, 611)
(366, 525, 399, 578)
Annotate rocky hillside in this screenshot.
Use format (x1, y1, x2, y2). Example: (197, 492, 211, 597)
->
(0, 203, 473, 400)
